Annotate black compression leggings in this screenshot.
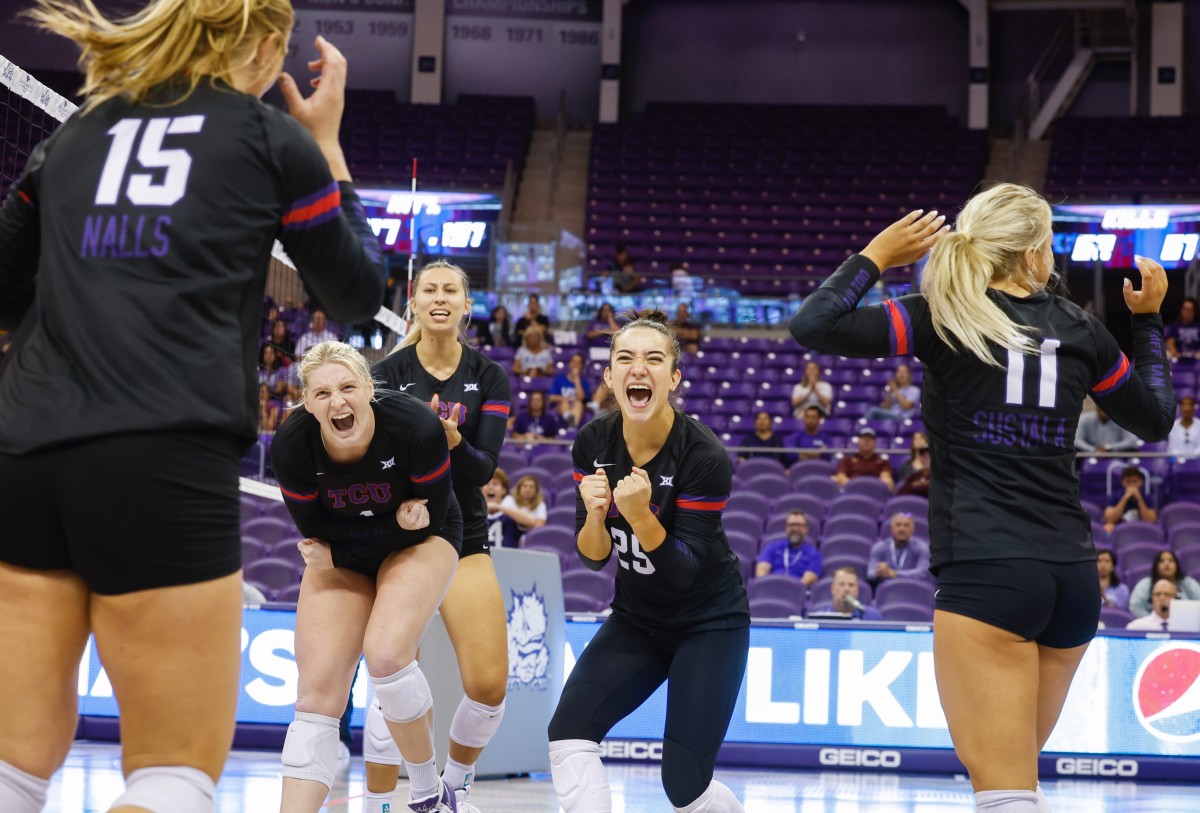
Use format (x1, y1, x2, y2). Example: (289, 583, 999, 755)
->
(547, 616, 749, 808)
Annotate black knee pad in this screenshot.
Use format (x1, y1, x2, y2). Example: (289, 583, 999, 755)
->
(661, 736, 709, 809)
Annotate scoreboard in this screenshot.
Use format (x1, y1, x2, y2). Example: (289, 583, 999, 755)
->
(1052, 204, 1200, 269)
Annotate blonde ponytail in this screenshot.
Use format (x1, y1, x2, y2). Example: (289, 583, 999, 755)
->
(26, 0, 293, 111)
(920, 183, 1053, 367)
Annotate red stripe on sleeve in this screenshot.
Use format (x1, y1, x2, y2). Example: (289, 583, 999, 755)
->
(282, 189, 341, 227)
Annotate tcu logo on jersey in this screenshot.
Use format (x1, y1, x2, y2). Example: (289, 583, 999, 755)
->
(429, 399, 468, 425)
(327, 483, 392, 509)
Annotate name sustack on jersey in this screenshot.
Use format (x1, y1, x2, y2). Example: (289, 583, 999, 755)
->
(373, 344, 510, 556)
(792, 254, 1175, 568)
(571, 411, 750, 632)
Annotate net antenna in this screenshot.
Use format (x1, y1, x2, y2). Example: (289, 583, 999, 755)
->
(405, 157, 418, 329)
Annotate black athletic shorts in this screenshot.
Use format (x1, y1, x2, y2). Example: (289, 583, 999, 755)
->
(331, 500, 464, 579)
(934, 558, 1100, 648)
(0, 431, 243, 595)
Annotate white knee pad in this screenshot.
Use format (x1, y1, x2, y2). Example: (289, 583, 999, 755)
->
(449, 696, 506, 749)
(0, 760, 49, 813)
(674, 780, 744, 813)
(111, 766, 215, 813)
(371, 662, 433, 725)
(281, 711, 340, 788)
(364, 697, 403, 766)
(549, 739, 611, 813)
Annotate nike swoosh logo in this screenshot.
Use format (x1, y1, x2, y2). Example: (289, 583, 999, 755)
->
(594, 459, 614, 468)
(397, 384, 414, 391)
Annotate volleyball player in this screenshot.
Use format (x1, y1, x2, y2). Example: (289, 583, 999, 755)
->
(365, 261, 511, 813)
(790, 186, 1175, 813)
(272, 342, 463, 813)
(0, 1, 385, 810)
(548, 312, 750, 813)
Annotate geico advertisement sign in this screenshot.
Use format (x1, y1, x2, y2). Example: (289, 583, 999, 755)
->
(1054, 758, 1139, 777)
(818, 748, 902, 768)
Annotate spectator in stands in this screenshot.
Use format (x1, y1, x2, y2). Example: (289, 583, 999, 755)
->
(670, 263, 696, 295)
(1129, 550, 1200, 617)
(1168, 395, 1200, 457)
(257, 383, 283, 434)
(791, 360, 833, 417)
(896, 433, 932, 497)
(294, 308, 339, 359)
(1165, 297, 1200, 361)
(590, 379, 617, 419)
(549, 352, 591, 428)
(869, 513, 930, 586)
(833, 427, 893, 491)
(259, 343, 288, 399)
(483, 469, 522, 549)
(1097, 549, 1128, 610)
(478, 304, 515, 349)
(1102, 465, 1156, 532)
(754, 511, 821, 584)
(1075, 404, 1139, 453)
(739, 411, 790, 466)
(261, 301, 279, 342)
(513, 327, 554, 378)
(494, 474, 547, 544)
(810, 567, 883, 620)
(510, 390, 562, 440)
(514, 294, 551, 345)
(864, 363, 920, 422)
(267, 318, 296, 364)
(278, 297, 310, 339)
(1126, 580, 1177, 631)
(613, 260, 646, 294)
(672, 303, 701, 353)
(788, 406, 832, 460)
(585, 302, 621, 346)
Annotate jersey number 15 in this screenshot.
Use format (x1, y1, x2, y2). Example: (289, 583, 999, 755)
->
(96, 116, 206, 207)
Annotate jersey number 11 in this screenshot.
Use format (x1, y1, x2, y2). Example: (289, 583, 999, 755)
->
(1006, 339, 1061, 409)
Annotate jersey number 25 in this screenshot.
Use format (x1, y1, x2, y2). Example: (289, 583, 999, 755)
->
(610, 528, 656, 574)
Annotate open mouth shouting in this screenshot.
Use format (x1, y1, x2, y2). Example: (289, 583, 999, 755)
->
(626, 383, 653, 410)
(428, 308, 452, 324)
(330, 410, 356, 433)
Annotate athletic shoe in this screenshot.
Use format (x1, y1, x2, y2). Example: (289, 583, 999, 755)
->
(454, 789, 481, 813)
(408, 780, 458, 812)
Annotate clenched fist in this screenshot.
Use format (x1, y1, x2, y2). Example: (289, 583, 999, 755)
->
(612, 466, 652, 519)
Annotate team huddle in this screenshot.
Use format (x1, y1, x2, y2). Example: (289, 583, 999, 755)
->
(0, 1, 1178, 813)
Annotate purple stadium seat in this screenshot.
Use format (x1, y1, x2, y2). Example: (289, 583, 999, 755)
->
(521, 526, 576, 559)
(497, 448, 527, 474)
(528, 452, 574, 479)
(1161, 502, 1200, 535)
(819, 535, 874, 565)
(1080, 501, 1104, 523)
(827, 494, 883, 520)
(267, 539, 305, 568)
(546, 506, 576, 530)
(874, 577, 937, 610)
(1124, 561, 1154, 587)
(749, 596, 803, 619)
(820, 554, 869, 583)
(842, 477, 892, 504)
(771, 493, 826, 525)
(880, 602, 934, 623)
(737, 457, 788, 481)
(240, 494, 265, 523)
(241, 537, 270, 563)
(792, 475, 840, 503)
(747, 574, 806, 610)
(262, 500, 296, 526)
(727, 532, 760, 564)
(1099, 605, 1133, 629)
(723, 510, 767, 540)
(242, 517, 300, 547)
(1169, 459, 1200, 502)
(1109, 521, 1165, 550)
(822, 514, 878, 541)
(882, 495, 929, 522)
(1119, 542, 1168, 576)
(244, 558, 302, 593)
(727, 492, 772, 518)
(1170, 524, 1200, 552)
(562, 570, 614, 605)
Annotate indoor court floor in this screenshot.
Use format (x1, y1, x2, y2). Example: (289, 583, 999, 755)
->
(47, 742, 1200, 812)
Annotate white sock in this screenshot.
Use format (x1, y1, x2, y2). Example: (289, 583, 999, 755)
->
(442, 756, 474, 794)
(1034, 783, 1052, 813)
(405, 756, 439, 801)
(364, 789, 395, 813)
(0, 760, 48, 813)
(975, 789, 1039, 812)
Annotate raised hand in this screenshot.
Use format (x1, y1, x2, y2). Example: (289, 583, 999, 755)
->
(579, 469, 612, 518)
(612, 466, 653, 519)
(860, 209, 949, 272)
(430, 393, 463, 449)
(1123, 255, 1168, 315)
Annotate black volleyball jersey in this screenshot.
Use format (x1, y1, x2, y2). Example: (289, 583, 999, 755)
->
(791, 255, 1176, 567)
(271, 393, 458, 555)
(372, 344, 511, 545)
(571, 411, 750, 633)
(0, 81, 385, 454)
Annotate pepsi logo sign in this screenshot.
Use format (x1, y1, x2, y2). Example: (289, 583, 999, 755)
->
(1132, 643, 1200, 743)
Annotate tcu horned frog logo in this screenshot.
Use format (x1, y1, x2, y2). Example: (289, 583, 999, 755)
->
(1132, 643, 1200, 742)
(506, 587, 549, 690)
